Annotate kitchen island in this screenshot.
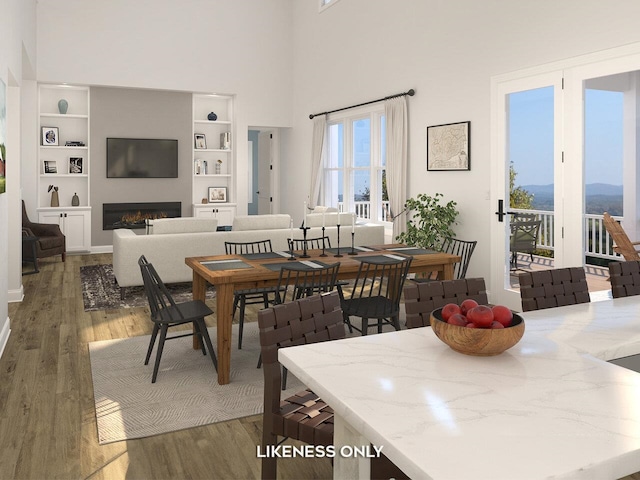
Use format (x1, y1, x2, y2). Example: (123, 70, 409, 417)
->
(280, 295, 640, 479)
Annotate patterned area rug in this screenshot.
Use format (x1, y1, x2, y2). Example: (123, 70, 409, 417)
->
(89, 321, 303, 444)
(80, 264, 215, 311)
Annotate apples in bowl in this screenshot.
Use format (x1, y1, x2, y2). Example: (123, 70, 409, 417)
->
(430, 300, 525, 356)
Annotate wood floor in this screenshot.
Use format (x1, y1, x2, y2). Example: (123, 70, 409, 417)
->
(1, 254, 332, 480)
(2, 253, 640, 480)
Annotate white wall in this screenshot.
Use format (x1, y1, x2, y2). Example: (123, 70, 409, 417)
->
(0, 0, 37, 357)
(286, 0, 640, 280)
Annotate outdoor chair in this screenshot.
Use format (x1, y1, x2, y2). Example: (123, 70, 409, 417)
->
(518, 267, 590, 312)
(404, 278, 488, 328)
(339, 255, 412, 335)
(602, 212, 640, 261)
(608, 260, 640, 298)
(510, 216, 541, 271)
(21, 200, 66, 265)
(225, 240, 279, 349)
(257, 291, 407, 480)
(138, 255, 217, 383)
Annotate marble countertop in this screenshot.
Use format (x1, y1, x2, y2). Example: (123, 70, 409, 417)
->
(279, 295, 640, 479)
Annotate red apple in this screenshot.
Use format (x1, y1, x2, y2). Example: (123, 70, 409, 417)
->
(466, 305, 494, 328)
(465, 322, 478, 328)
(492, 305, 513, 327)
(447, 313, 468, 327)
(441, 303, 461, 321)
(460, 299, 479, 316)
(490, 320, 505, 329)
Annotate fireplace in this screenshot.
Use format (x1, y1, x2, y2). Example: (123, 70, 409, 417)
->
(103, 202, 182, 230)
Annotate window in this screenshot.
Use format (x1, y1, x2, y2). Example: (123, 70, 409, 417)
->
(322, 105, 389, 222)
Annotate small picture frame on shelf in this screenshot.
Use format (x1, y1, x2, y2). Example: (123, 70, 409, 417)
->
(41, 126, 59, 146)
(69, 157, 83, 174)
(194, 133, 207, 149)
(44, 160, 58, 174)
(208, 187, 227, 203)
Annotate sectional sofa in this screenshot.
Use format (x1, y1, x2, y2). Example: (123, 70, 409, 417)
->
(112, 213, 385, 297)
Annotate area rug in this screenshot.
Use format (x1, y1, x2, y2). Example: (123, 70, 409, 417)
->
(89, 321, 303, 444)
(80, 264, 215, 311)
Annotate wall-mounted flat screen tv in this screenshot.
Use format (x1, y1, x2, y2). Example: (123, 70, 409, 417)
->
(107, 138, 179, 178)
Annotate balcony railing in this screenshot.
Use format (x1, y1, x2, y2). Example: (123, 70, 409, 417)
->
(508, 208, 622, 262)
(338, 201, 391, 222)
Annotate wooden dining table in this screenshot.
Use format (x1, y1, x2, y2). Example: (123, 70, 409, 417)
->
(185, 244, 460, 385)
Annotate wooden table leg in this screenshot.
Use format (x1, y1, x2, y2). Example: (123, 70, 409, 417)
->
(437, 263, 455, 280)
(215, 283, 234, 385)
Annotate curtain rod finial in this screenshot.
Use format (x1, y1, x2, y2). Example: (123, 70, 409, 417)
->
(309, 114, 315, 119)
(407, 89, 415, 96)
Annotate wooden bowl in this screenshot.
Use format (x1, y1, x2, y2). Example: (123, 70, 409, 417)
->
(430, 308, 525, 356)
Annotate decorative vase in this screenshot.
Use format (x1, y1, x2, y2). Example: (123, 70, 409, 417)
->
(72, 193, 79, 206)
(215, 162, 221, 174)
(51, 190, 60, 207)
(58, 99, 68, 114)
(207, 112, 217, 121)
(202, 197, 208, 204)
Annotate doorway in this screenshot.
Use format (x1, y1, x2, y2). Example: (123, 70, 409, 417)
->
(248, 128, 279, 215)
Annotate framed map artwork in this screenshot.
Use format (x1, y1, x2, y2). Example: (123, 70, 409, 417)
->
(427, 121, 470, 171)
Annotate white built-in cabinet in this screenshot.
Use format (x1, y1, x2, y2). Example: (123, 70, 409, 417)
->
(37, 84, 91, 252)
(192, 94, 236, 226)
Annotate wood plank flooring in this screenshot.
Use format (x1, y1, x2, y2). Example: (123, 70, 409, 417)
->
(2, 253, 640, 480)
(2, 254, 332, 480)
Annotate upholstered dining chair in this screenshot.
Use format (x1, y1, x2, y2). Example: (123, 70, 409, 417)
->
(602, 212, 640, 261)
(225, 240, 279, 349)
(340, 255, 412, 335)
(608, 260, 640, 298)
(518, 267, 590, 312)
(257, 291, 408, 480)
(404, 278, 488, 328)
(138, 255, 217, 383)
(21, 200, 66, 265)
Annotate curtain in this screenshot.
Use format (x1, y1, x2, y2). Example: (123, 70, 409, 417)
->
(385, 96, 408, 239)
(309, 115, 327, 208)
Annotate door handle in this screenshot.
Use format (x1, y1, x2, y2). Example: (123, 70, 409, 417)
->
(495, 200, 506, 222)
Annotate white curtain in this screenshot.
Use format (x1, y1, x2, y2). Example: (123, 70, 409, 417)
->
(385, 96, 408, 239)
(309, 116, 327, 208)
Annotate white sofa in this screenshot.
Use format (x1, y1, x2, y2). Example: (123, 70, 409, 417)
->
(112, 213, 385, 297)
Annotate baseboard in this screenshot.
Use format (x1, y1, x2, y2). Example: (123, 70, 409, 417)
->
(0, 317, 10, 360)
(91, 245, 113, 254)
(7, 284, 24, 303)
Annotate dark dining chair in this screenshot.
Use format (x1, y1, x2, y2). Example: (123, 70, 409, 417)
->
(138, 255, 217, 383)
(225, 240, 279, 349)
(412, 237, 477, 281)
(518, 267, 590, 312)
(608, 260, 640, 298)
(288, 236, 331, 252)
(257, 291, 408, 480)
(404, 278, 488, 328)
(340, 255, 413, 335)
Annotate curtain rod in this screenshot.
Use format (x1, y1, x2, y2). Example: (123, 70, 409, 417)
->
(309, 88, 415, 119)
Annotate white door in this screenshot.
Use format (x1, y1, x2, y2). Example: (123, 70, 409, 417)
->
(257, 131, 272, 214)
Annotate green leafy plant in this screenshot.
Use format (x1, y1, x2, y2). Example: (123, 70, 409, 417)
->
(395, 193, 459, 248)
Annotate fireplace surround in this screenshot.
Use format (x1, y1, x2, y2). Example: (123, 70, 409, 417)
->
(103, 202, 181, 230)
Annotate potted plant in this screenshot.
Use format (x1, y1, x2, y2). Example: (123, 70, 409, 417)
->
(396, 192, 459, 248)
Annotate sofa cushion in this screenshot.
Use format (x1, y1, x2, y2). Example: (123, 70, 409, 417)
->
(305, 212, 356, 228)
(148, 217, 219, 234)
(232, 214, 291, 231)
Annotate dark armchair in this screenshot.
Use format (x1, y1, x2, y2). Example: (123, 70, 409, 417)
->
(22, 200, 66, 264)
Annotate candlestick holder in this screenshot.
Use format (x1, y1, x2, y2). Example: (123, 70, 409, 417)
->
(299, 226, 311, 258)
(349, 231, 358, 255)
(320, 226, 328, 257)
(287, 238, 296, 261)
(334, 224, 343, 257)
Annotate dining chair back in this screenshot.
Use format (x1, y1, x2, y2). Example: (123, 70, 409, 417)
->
(518, 267, 590, 312)
(224, 240, 279, 349)
(275, 262, 341, 304)
(340, 255, 412, 335)
(440, 237, 477, 279)
(510, 216, 541, 270)
(138, 255, 217, 383)
(288, 236, 331, 252)
(404, 278, 488, 328)
(608, 260, 640, 298)
(602, 212, 640, 261)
